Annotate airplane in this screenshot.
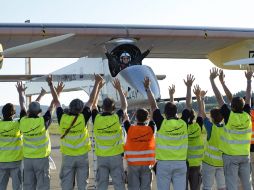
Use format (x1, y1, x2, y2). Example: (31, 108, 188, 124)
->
(1, 23, 254, 107)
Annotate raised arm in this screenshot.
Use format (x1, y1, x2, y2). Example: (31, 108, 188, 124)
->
(92, 80, 105, 110)
(144, 77, 158, 111)
(168, 84, 175, 103)
(49, 81, 65, 111)
(219, 69, 233, 103)
(210, 67, 225, 107)
(16, 82, 27, 111)
(35, 87, 47, 102)
(193, 85, 207, 118)
(245, 69, 253, 105)
(112, 78, 127, 113)
(46, 75, 59, 111)
(86, 74, 103, 109)
(184, 74, 195, 110)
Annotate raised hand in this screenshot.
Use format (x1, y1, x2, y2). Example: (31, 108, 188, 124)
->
(168, 84, 175, 96)
(98, 80, 106, 89)
(200, 90, 208, 98)
(112, 78, 122, 91)
(46, 75, 53, 85)
(143, 77, 151, 90)
(193, 84, 201, 97)
(219, 69, 225, 84)
(54, 81, 65, 94)
(94, 74, 103, 84)
(40, 88, 47, 96)
(245, 69, 253, 81)
(16, 81, 27, 94)
(184, 74, 195, 87)
(210, 67, 219, 80)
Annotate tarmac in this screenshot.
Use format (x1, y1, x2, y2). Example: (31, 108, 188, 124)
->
(6, 134, 222, 190)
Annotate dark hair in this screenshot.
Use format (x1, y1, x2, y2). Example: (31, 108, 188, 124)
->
(103, 97, 115, 112)
(243, 96, 253, 107)
(69, 99, 84, 115)
(231, 97, 244, 112)
(2, 103, 16, 119)
(164, 102, 177, 118)
(136, 108, 149, 123)
(182, 108, 195, 124)
(210, 108, 223, 124)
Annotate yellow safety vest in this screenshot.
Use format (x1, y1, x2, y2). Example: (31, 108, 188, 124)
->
(20, 117, 51, 158)
(187, 123, 204, 166)
(60, 114, 91, 156)
(94, 114, 124, 156)
(220, 111, 252, 156)
(156, 118, 188, 160)
(0, 121, 23, 162)
(203, 123, 224, 167)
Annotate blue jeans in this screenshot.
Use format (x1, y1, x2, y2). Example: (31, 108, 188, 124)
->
(156, 160, 187, 190)
(202, 162, 226, 190)
(222, 154, 252, 190)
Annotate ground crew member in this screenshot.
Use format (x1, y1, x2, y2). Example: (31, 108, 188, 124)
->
(92, 78, 127, 190)
(0, 103, 22, 190)
(144, 77, 188, 190)
(54, 74, 103, 190)
(184, 75, 204, 190)
(19, 76, 58, 190)
(123, 108, 155, 190)
(210, 67, 252, 190)
(194, 84, 226, 190)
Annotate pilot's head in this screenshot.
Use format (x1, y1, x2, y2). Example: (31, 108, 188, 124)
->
(120, 52, 131, 64)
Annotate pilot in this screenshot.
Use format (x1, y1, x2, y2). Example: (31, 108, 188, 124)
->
(119, 52, 131, 70)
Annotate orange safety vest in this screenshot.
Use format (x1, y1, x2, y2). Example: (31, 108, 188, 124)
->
(124, 125, 155, 166)
(251, 110, 254, 144)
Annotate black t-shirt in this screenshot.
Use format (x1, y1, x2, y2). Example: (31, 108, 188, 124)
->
(123, 120, 155, 133)
(56, 106, 91, 126)
(153, 109, 189, 131)
(91, 109, 124, 124)
(20, 109, 52, 130)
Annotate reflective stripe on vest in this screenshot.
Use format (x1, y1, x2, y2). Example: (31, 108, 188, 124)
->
(20, 117, 51, 158)
(0, 121, 23, 162)
(220, 111, 251, 156)
(94, 113, 124, 156)
(156, 118, 188, 160)
(60, 114, 91, 156)
(127, 157, 155, 162)
(187, 123, 204, 167)
(204, 152, 222, 161)
(125, 150, 155, 155)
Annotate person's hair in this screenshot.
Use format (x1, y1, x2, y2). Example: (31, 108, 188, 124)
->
(2, 103, 16, 119)
(210, 108, 223, 124)
(164, 102, 177, 118)
(136, 108, 149, 123)
(231, 96, 244, 112)
(69, 99, 84, 115)
(102, 97, 115, 112)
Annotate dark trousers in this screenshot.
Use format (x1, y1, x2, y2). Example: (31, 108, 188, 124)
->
(186, 162, 202, 190)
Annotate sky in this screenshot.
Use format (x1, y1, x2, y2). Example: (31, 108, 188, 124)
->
(0, 0, 253, 106)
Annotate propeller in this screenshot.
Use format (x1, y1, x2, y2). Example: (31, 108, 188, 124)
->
(0, 33, 75, 69)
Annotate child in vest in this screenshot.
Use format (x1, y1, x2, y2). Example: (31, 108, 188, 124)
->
(123, 108, 155, 190)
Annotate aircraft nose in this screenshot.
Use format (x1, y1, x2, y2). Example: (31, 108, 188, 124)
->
(118, 65, 161, 99)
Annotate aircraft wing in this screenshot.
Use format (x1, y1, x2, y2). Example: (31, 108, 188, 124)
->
(2, 23, 254, 69)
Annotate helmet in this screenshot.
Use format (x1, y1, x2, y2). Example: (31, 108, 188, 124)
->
(69, 99, 84, 115)
(120, 52, 131, 61)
